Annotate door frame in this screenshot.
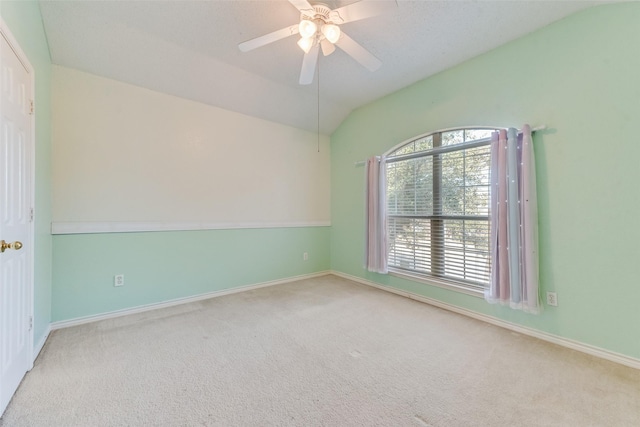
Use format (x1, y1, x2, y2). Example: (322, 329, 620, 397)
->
(0, 17, 35, 369)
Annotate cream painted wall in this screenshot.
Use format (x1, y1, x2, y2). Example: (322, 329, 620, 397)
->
(52, 66, 330, 227)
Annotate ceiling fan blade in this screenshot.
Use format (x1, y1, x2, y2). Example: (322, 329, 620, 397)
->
(330, 0, 397, 25)
(320, 39, 336, 56)
(335, 32, 382, 72)
(238, 24, 299, 52)
(299, 43, 320, 85)
(288, 0, 315, 16)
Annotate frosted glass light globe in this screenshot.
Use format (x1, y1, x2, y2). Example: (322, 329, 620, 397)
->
(298, 20, 317, 39)
(321, 24, 341, 44)
(297, 37, 314, 53)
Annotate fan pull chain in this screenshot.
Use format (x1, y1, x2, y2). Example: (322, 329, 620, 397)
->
(317, 58, 320, 153)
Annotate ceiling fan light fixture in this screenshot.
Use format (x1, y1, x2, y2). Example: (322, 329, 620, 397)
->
(321, 24, 341, 44)
(238, 0, 395, 85)
(297, 36, 314, 53)
(298, 19, 317, 39)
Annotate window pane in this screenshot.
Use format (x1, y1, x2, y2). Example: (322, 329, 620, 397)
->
(414, 136, 433, 152)
(465, 129, 493, 141)
(387, 157, 433, 215)
(388, 217, 432, 274)
(442, 130, 464, 146)
(442, 219, 491, 284)
(438, 145, 490, 217)
(440, 150, 465, 216)
(388, 135, 433, 157)
(391, 141, 416, 157)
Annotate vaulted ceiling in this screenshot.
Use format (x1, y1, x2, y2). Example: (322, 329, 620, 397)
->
(39, 0, 604, 134)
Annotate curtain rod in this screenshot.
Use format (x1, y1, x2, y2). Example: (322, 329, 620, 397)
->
(354, 125, 547, 167)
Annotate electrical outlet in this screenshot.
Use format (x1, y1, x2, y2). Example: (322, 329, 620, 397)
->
(546, 291, 557, 307)
(303, 252, 309, 261)
(114, 274, 124, 287)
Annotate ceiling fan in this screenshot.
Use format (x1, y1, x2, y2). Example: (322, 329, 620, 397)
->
(238, 0, 397, 85)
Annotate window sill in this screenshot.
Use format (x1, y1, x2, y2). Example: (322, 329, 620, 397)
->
(388, 268, 485, 298)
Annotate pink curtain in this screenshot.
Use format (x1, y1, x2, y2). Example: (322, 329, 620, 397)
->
(486, 125, 540, 313)
(365, 156, 388, 274)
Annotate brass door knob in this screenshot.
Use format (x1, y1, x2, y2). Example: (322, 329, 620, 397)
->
(0, 240, 23, 253)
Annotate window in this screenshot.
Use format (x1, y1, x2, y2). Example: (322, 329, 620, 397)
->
(386, 128, 494, 293)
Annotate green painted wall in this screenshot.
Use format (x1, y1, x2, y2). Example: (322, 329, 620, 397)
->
(331, 3, 640, 359)
(1, 1, 53, 348)
(52, 227, 329, 321)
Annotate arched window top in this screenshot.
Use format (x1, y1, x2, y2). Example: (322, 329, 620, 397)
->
(386, 127, 496, 158)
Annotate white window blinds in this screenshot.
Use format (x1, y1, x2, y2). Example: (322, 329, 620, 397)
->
(386, 129, 493, 292)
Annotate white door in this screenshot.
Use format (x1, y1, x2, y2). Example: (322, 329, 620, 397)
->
(0, 24, 34, 416)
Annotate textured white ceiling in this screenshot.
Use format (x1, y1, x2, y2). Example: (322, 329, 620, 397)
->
(39, 0, 604, 134)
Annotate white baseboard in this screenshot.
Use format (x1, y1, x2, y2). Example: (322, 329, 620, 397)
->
(51, 271, 330, 330)
(32, 325, 51, 365)
(331, 271, 640, 370)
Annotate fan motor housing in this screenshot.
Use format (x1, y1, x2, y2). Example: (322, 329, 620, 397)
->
(302, 3, 333, 23)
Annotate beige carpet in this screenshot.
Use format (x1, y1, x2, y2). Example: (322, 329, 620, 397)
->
(2, 275, 639, 426)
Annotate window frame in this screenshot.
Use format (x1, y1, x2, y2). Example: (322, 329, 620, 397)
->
(384, 127, 497, 297)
